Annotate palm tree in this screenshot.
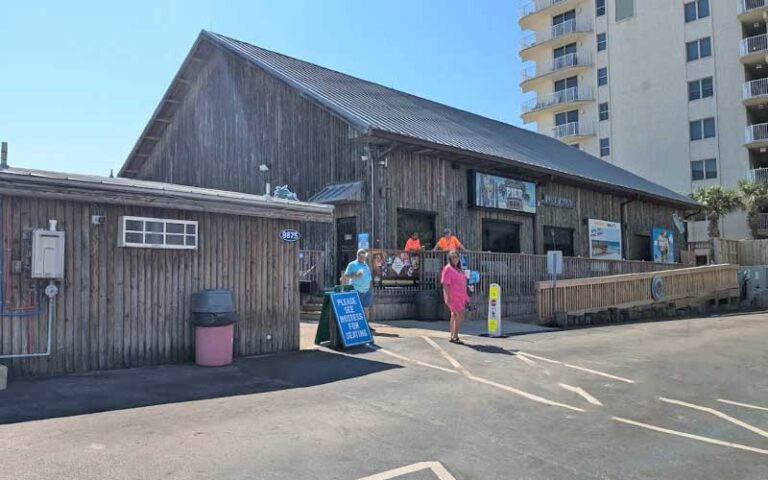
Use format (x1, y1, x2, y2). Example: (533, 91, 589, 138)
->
(735, 180, 768, 239)
(692, 186, 740, 238)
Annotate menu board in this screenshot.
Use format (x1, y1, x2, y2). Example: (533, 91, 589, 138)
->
(470, 171, 536, 214)
(371, 250, 421, 287)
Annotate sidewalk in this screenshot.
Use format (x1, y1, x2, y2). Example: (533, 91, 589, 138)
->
(372, 318, 558, 338)
(300, 318, 558, 349)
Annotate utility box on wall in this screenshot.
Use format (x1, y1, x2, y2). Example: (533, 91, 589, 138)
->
(31, 229, 65, 279)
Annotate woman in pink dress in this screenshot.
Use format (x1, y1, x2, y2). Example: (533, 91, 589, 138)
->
(441, 250, 469, 344)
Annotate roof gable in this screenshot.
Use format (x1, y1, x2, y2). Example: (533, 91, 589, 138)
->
(121, 30, 697, 208)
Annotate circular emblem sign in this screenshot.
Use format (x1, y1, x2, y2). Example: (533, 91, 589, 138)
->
(279, 229, 301, 243)
(651, 275, 664, 301)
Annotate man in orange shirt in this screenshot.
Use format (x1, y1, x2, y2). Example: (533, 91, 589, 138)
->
(404, 232, 422, 251)
(433, 228, 464, 251)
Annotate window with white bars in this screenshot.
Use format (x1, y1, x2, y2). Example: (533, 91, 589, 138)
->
(118, 216, 198, 249)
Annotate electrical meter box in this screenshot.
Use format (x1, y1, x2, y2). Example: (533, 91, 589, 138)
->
(31, 229, 65, 279)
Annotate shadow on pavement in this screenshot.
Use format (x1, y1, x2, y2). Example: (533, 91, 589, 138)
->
(0, 350, 400, 425)
(464, 344, 519, 356)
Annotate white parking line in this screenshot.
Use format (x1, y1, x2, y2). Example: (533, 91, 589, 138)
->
(468, 375, 584, 412)
(357, 461, 457, 480)
(378, 348, 459, 375)
(613, 416, 768, 456)
(420, 336, 584, 412)
(421, 336, 471, 377)
(660, 397, 768, 440)
(515, 353, 537, 367)
(518, 352, 635, 384)
(717, 399, 768, 412)
(559, 383, 603, 406)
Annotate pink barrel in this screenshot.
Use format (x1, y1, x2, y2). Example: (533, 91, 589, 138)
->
(195, 324, 234, 367)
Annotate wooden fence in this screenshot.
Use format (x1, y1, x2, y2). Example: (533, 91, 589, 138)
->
(357, 250, 680, 319)
(713, 238, 768, 265)
(536, 264, 740, 323)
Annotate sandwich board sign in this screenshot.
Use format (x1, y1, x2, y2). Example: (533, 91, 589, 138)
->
(322, 290, 373, 348)
(487, 283, 502, 337)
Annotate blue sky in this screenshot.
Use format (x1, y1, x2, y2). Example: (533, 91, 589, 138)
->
(1, 0, 524, 175)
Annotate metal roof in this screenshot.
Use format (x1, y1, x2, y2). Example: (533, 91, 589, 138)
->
(309, 181, 365, 204)
(122, 31, 698, 208)
(0, 167, 334, 223)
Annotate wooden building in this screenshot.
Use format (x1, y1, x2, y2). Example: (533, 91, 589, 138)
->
(120, 31, 698, 279)
(0, 168, 332, 377)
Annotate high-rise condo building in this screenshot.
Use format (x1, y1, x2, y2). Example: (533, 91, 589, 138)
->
(519, 0, 768, 241)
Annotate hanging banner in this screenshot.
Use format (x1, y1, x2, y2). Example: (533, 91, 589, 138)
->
(652, 227, 675, 263)
(588, 219, 622, 260)
(370, 250, 420, 287)
(487, 283, 502, 337)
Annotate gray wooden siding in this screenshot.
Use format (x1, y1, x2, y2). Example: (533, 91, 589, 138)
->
(0, 195, 300, 378)
(136, 49, 368, 202)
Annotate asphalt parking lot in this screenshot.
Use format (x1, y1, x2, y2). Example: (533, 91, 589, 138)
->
(0, 312, 766, 480)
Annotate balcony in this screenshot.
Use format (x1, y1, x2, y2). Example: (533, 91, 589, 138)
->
(746, 167, 768, 182)
(740, 33, 768, 64)
(520, 18, 594, 54)
(745, 123, 768, 147)
(743, 78, 768, 105)
(552, 121, 595, 141)
(519, 0, 583, 25)
(520, 52, 593, 87)
(738, 0, 768, 21)
(755, 213, 768, 236)
(521, 87, 595, 117)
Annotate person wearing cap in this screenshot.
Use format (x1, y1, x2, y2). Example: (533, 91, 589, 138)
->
(433, 228, 464, 251)
(404, 232, 423, 251)
(342, 248, 374, 321)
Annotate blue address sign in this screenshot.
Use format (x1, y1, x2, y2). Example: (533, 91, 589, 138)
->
(279, 229, 301, 242)
(330, 291, 374, 348)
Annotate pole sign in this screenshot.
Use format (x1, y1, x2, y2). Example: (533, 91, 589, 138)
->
(487, 283, 502, 337)
(329, 291, 374, 347)
(546, 250, 563, 275)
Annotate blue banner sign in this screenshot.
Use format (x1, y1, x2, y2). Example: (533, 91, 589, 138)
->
(330, 291, 373, 347)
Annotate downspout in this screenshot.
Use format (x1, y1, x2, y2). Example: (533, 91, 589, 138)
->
(369, 143, 399, 248)
(620, 195, 640, 260)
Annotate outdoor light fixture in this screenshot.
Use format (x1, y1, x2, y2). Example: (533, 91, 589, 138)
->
(259, 164, 270, 172)
(361, 155, 370, 161)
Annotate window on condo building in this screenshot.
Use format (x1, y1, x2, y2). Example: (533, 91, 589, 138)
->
(598, 67, 608, 86)
(684, 0, 709, 23)
(596, 0, 606, 17)
(615, 0, 634, 21)
(691, 159, 717, 180)
(599, 102, 609, 121)
(597, 33, 607, 52)
(689, 118, 716, 141)
(686, 37, 712, 62)
(688, 77, 713, 101)
(600, 138, 610, 157)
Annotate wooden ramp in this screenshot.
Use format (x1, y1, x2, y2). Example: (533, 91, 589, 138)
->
(536, 265, 740, 326)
